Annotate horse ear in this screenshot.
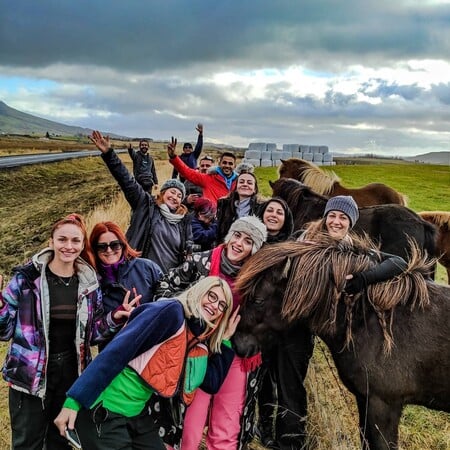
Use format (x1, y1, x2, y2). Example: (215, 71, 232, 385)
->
(280, 159, 285, 164)
(269, 180, 274, 188)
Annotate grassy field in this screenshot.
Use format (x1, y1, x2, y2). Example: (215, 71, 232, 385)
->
(0, 143, 449, 449)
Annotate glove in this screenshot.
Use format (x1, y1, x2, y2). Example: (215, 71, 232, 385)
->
(344, 272, 367, 295)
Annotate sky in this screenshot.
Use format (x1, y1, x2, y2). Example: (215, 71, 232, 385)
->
(1, 0, 450, 157)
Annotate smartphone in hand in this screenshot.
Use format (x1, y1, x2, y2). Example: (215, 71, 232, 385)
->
(65, 427, 82, 449)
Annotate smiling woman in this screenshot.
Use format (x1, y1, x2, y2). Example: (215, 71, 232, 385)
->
(0, 213, 131, 450)
(154, 215, 267, 449)
(89, 221, 163, 351)
(89, 130, 192, 273)
(53, 276, 239, 450)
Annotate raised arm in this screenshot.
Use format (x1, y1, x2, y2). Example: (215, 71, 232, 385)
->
(167, 137, 208, 187)
(193, 123, 204, 159)
(89, 131, 151, 211)
(89, 130, 110, 153)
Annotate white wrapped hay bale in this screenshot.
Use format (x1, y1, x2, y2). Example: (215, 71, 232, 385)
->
(319, 146, 329, 154)
(299, 145, 310, 153)
(248, 143, 267, 152)
(261, 151, 272, 161)
(282, 144, 300, 153)
(246, 158, 261, 167)
(302, 152, 313, 161)
(245, 150, 262, 160)
(313, 153, 323, 163)
(260, 159, 273, 167)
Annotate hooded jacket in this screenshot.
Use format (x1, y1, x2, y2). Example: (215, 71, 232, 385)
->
(0, 249, 119, 398)
(169, 156, 237, 206)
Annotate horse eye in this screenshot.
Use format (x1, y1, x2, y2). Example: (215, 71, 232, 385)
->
(253, 298, 264, 307)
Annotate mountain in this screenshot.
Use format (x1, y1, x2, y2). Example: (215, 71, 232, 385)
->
(403, 152, 449, 165)
(0, 101, 125, 138)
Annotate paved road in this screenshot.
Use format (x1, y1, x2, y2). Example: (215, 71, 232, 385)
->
(0, 148, 127, 169)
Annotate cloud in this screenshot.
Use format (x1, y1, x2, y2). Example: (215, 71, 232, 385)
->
(1, 0, 449, 156)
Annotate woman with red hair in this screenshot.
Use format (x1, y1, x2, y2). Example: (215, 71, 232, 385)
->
(0, 213, 133, 450)
(89, 221, 163, 335)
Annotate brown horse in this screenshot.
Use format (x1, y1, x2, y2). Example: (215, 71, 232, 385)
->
(233, 238, 450, 450)
(278, 158, 407, 207)
(419, 211, 450, 283)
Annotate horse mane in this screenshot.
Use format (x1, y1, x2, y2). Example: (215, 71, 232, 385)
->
(280, 158, 340, 196)
(419, 211, 450, 231)
(237, 236, 434, 354)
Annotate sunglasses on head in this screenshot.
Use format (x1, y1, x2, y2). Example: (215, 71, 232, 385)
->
(95, 240, 124, 252)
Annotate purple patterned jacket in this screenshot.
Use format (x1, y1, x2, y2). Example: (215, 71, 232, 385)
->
(0, 248, 120, 398)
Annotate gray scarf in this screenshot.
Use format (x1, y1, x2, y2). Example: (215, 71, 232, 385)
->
(158, 204, 184, 224)
(235, 197, 252, 218)
(220, 252, 242, 277)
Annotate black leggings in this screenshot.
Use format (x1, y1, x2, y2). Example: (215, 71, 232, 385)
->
(9, 350, 78, 450)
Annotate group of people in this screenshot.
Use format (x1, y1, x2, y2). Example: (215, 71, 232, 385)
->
(0, 126, 408, 450)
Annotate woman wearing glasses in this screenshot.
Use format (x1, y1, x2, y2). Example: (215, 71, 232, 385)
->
(157, 215, 267, 449)
(0, 214, 136, 450)
(89, 221, 163, 350)
(54, 276, 240, 450)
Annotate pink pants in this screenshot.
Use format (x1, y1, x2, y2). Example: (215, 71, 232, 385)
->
(181, 356, 246, 449)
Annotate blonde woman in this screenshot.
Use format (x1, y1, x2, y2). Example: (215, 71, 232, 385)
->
(54, 276, 240, 450)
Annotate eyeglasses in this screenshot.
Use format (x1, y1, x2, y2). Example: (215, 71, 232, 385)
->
(95, 240, 124, 253)
(207, 290, 228, 313)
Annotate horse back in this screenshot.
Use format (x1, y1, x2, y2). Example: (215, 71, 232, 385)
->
(332, 182, 407, 207)
(355, 204, 437, 260)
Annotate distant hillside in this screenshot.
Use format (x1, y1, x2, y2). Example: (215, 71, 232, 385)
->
(404, 151, 449, 165)
(0, 101, 125, 138)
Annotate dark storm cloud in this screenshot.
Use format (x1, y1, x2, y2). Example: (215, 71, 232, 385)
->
(1, 1, 449, 71)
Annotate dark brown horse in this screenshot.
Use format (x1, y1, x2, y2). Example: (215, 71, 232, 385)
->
(278, 158, 407, 207)
(233, 239, 450, 450)
(419, 211, 450, 284)
(270, 178, 437, 262)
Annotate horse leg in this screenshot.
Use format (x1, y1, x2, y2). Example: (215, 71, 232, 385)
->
(356, 395, 402, 450)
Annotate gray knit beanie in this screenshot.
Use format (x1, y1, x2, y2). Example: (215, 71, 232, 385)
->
(324, 195, 359, 227)
(224, 216, 268, 254)
(160, 179, 186, 199)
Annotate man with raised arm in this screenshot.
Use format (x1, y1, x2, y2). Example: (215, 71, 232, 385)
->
(171, 123, 204, 182)
(168, 137, 238, 206)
